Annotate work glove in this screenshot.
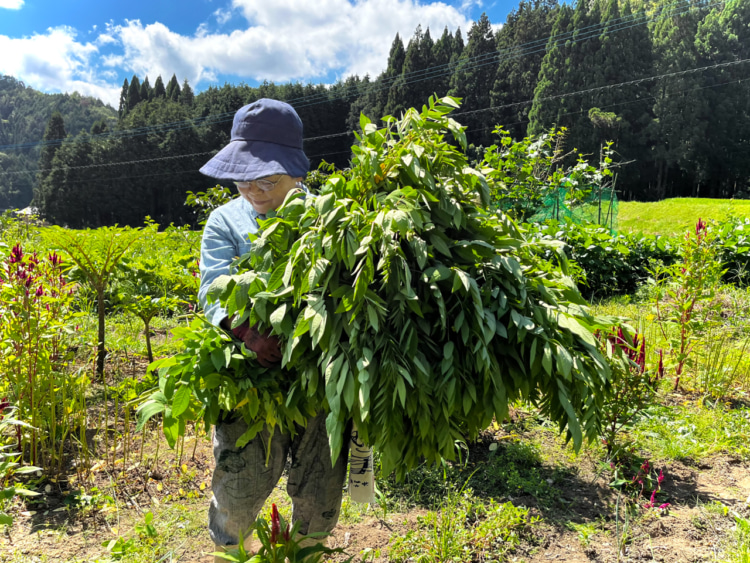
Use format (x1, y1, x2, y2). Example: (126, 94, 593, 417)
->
(231, 321, 282, 368)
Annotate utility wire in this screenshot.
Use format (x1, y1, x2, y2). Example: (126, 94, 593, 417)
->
(0, 0, 718, 153)
(2, 56, 746, 180)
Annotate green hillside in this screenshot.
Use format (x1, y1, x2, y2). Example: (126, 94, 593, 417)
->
(618, 198, 750, 236)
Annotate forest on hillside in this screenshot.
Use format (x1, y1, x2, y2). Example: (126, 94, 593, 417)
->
(0, 0, 747, 228)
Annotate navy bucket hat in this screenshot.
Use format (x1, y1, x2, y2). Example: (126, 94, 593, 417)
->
(200, 98, 310, 181)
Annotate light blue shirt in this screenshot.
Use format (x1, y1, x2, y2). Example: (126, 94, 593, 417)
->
(198, 196, 263, 327)
(198, 186, 310, 327)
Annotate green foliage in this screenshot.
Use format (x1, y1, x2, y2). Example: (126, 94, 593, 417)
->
(147, 97, 622, 479)
(527, 221, 679, 299)
(480, 126, 614, 223)
(714, 216, 750, 287)
(653, 219, 724, 389)
(215, 504, 351, 563)
(46, 225, 142, 379)
(0, 245, 84, 470)
(388, 488, 533, 562)
(598, 328, 661, 457)
(0, 407, 42, 529)
(184, 185, 234, 225)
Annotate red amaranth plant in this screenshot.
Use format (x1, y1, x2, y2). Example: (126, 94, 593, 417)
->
(213, 504, 351, 562)
(0, 244, 82, 472)
(599, 327, 662, 458)
(653, 218, 723, 391)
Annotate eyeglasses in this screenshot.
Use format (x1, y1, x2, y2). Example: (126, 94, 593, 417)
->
(234, 177, 284, 192)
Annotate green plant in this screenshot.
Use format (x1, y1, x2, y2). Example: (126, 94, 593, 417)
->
(134, 511, 158, 540)
(46, 225, 142, 379)
(0, 244, 84, 470)
(102, 536, 136, 560)
(653, 219, 725, 390)
(566, 521, 599, 547)
(694, 327, 750, 400)
(0, 406, 42, 528)
(388, 487, 532, 562)
(116, 257, 183, 362)
(599, 327, 661, 458)
(480, 127, 615, 224)
(214, 503, 351, 563)
(147, 96, 621, 479)
(185, 185, 234, 225)
(731, 513, 750, 563)
(526, 221, 679, 299)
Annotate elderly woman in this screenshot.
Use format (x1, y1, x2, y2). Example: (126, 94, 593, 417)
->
(198, 99, 348, 559)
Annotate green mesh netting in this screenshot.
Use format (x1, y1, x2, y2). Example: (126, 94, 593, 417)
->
(527, 187, 619, 233)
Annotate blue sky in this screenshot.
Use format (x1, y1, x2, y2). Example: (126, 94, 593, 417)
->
(0, 0, 518, 108)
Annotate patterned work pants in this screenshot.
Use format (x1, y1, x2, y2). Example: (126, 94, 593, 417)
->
(208, 413, 349, 547)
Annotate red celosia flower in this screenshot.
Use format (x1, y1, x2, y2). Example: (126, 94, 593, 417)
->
(270, 503, 280, 544)
(658, 350, 664, 379)
(10, 244, 23, 264)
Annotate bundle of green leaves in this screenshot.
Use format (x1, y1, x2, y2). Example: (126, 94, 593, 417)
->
(141, 97, 620, 477)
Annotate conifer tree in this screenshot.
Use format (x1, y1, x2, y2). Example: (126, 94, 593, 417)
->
(589, 0, 654, 199)
(34, 111, 66, 210)
(449, 13, 497, 146)
(140, 76, 152, 102)
(153, 75, 167, 99)
(378, 34, 406, 118)
(166, 74, 181, 102)
(528, 4, 575, 136)
(118, 78, 129, 118)
(432, 27, 456, 98)
(490, 0, 558, 140)
(179, 79, 194, 107)
(41, 132, 94, 227)
(388, 26, 436, 113)
(90, 119, 109, 136)
(694, 0, 750, 197)
(127, 75, 142, 111)
(650, 0, 711, 197)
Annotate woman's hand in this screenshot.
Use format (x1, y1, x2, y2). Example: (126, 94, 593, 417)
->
(230, 322, 282, 367)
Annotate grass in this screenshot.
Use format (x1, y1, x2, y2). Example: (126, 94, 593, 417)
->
(6, 207, 750, 562)
(618, 198, 750, 236)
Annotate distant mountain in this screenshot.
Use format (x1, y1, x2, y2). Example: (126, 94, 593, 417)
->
(0, 75, 117, 210)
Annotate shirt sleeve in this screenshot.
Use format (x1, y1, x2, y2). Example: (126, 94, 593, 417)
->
(198, 211, 238, 328)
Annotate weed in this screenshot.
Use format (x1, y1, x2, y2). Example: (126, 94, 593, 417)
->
(388, 487, 533, 562)
(565, 521, 600, 547)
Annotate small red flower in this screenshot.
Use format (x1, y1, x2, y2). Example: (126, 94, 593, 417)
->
(270, 503, 280, 544)
(9, 244, 23, 264)
(658, 349, 664, 379)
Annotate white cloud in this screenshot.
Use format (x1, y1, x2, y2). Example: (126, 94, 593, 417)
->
(213, 7, 233, 25)
(107, 0, 471, 86)
(0, 27, 120, 106)
(2, 0, 473, 108)
(196, 22, 210, 37)
(0, 0, 24, 9)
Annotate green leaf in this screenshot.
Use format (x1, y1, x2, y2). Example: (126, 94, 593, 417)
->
(162, 415, 180, 449)
(136, 400, 166, 432)
(542, 342, 553, 376)
(171, 385, 192, 418)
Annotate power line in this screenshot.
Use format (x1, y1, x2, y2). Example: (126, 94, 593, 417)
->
(2, 56, 746, 182)
(0, 0, 717, 153)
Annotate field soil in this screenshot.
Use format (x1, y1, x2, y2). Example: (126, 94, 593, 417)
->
(3, 412, 749, 563)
